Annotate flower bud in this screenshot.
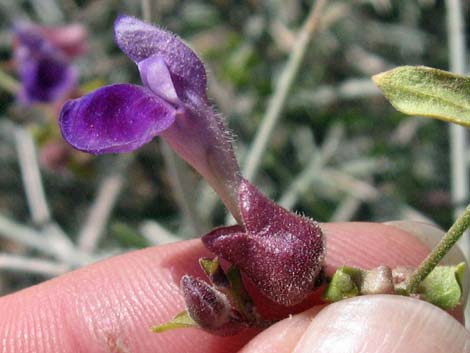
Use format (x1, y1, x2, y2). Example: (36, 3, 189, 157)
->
(180, 275, 245, 335)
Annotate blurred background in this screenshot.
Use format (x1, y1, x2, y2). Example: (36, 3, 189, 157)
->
(0, 0, 468, 298)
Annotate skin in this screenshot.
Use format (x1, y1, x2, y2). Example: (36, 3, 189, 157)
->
(0, 222, 468, 353)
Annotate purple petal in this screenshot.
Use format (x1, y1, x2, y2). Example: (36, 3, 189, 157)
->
(114, 15, 207, 100)
(138, 55, 179, 104)
(59, 84, 176, 154)
(202, 179, 325, 306)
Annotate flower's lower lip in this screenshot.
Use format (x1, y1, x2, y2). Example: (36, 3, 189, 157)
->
(59, 83, 176, 154)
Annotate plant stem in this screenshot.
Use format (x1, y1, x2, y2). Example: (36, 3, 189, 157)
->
(405, 206, 470, 294)
(161, 142, 207, 234)
(0, 68, 19, 95)
(0, 253, 69, 277)
(243, 0, 328, 182)
(14, 126, 51, 226)
(446, 0, 469, 262)
(78, 155, 129, 253)
(141, 0, 151, 22)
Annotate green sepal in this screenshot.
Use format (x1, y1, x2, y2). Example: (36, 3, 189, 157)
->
(226, 266, 253, 318)
(323, 266, 363, 302)
(200, 257, 220, 277)
(373, 66, 470, 127)
(151, 310, 198, 333)
(417, 262, 466, 310)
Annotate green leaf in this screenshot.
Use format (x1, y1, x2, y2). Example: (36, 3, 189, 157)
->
(226, 266, 255, 320)
(199, 257, 229, 288)
(373, 66, 470, 127)
(151, 311, 198, 333)
(199, 257, 220, 277)
(323, 267, 362, 302)
(417, 262, 466, 310)
(112, 222, 147, 248)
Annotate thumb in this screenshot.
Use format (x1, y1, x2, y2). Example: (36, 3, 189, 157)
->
(241, 296, 470, 353)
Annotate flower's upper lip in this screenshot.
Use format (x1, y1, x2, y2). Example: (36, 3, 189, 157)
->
(113, 15, 207, 101)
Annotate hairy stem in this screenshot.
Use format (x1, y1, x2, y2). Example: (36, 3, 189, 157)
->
(406, 206, 470, 294)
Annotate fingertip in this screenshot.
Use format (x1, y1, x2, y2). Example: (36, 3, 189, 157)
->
(292, 295, 470, 353)
(0, 240, 256, 353)
(323, 222, 430, 274)
(239, 307, 323, 353)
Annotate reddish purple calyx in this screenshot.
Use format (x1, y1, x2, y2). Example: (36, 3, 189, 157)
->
(202, 179, 325, 306)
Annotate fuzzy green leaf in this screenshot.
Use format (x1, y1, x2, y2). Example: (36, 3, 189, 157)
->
(373, 66, 470, 127)
(417, 262, 466, 310)
(151, 311, 198, 333)
(323, 267, 362, 302)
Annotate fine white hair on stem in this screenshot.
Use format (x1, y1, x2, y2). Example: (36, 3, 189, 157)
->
(243, 0, 329, 182)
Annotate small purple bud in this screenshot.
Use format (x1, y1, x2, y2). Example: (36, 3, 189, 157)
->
(13, 22, 85, 104)
(180, 275, 244, 335)
(202, 179, 325, 306)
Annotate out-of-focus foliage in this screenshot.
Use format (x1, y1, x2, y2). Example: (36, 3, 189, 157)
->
(0, 0, 466, 294)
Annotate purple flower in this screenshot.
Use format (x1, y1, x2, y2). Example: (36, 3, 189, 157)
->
(59, 15, 326, 312)
(202, 179, 325, 306)
(59, 15, 241, 220)
(14, 22, 86, 104)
